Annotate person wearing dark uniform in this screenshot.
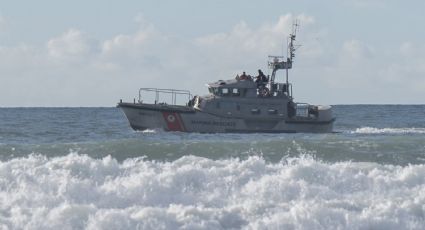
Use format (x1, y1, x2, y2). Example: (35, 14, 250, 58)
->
(256, 69, 270, 96)
(255, 69, 267, 87)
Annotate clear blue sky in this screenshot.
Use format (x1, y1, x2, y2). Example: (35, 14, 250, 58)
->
(1, 0, 424, 106)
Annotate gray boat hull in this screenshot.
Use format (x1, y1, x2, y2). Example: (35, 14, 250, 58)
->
(118, 103, 334, 133)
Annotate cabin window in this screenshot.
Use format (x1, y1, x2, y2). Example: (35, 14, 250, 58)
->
(211, 87, 245, 97)
(209, 87, 220, 96)
(221, 88, 230, 96)
(251, 108, 260, 115)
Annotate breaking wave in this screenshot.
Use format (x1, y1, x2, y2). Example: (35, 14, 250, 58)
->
(352, 127, 425, 134)
(1, 153, 425, 229)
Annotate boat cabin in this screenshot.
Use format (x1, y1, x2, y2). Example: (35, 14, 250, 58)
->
(206, 77, 292, 99)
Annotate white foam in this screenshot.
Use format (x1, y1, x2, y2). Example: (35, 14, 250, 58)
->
(1, 153, 425, 229)
(352, 127, 425, 134)
(136, 128, 161, 134)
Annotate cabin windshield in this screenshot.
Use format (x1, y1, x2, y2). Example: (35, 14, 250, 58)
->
(208, 87, 220, 95)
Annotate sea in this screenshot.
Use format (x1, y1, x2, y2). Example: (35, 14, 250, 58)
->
(1, 105, 425, 229)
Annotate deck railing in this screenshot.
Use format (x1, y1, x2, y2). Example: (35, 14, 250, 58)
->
(295, 103, 310, 117)
(138, 88, 192, 105)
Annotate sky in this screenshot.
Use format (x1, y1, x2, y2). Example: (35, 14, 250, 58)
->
(0, 0, 424, 106)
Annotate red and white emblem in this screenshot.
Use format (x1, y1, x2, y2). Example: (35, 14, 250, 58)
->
(167, 114, 176, 123)
(162, 112, 185, 131)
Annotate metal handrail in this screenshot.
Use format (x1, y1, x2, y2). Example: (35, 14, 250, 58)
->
(289, 83, 293, 99)
(138, 88, 192, 105)
(295, 103, 310, 117)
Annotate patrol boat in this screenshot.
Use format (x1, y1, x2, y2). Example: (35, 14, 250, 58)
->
(118, 25, 335, 133)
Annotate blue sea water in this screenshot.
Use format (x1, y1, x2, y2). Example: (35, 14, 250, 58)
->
(0, 105, 425, 229)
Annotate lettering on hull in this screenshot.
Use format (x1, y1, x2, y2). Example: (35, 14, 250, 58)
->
(191, 120, 236, 127)
(138, 112, 155, 117)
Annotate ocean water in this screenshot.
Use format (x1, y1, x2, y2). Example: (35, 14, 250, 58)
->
(0, 105, 425, 229)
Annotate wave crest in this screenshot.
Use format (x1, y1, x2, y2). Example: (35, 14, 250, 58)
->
(352, 127, 425, 134)
(1, 154, 425, 229)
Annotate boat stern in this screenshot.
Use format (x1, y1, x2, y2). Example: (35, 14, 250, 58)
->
(317, 105, 334, 122)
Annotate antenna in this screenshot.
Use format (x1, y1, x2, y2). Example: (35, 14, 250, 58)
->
(288, 19, 300, 63)
(267, 20, 301, 99)
(285, 20, 300, 94)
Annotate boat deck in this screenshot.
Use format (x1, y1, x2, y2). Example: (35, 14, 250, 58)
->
(118, 102, 196, 113)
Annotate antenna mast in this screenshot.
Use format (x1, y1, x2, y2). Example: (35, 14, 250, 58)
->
(288, 20, 299, 63)
(286, 20, 299, 88)
(268, 21, 300, 98)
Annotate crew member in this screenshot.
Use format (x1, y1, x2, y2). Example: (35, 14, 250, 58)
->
(255, 69, 267, 87)
(240, 71, 248, 80)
